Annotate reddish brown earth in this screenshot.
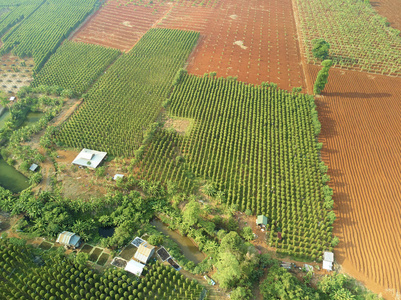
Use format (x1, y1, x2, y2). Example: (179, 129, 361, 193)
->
(71, 0, 172, 52)
(156, 0, 305, 90)
(305, 65, 401, 299)
(371, 0, 401, 31)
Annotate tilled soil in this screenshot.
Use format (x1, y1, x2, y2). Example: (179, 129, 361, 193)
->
(306, 65, 401, 299)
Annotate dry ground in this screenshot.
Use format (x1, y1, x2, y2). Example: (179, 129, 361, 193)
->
(305, 65, 401, 300)
(0, 54, 34, 96)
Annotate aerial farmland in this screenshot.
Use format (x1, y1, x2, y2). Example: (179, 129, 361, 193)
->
(0, 0, 399, 299)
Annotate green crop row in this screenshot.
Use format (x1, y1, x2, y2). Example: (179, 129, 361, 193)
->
(136, 73, 333, 259)
(295, 0, 401, 75)
(56, 28, 199, 157)
(0, 239, 205, 300)
(32, 41, 121, 95)
(1, 0, 98, 74)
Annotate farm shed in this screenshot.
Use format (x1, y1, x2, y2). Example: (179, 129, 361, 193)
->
(56, 231, 82, 248)
(256, 215, 268, 226)
(134, 242, 155, 264)
(125, 259, 145, 276)
(29, 163, 39, 172)
(9, 97, 15, 101)
(323, 251, 334, 271)
(113, 174, 124, 180)
(323, 260, 333, 271)
(72, 148, 107, 169)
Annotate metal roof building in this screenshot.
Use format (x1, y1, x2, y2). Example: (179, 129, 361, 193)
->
(113, 174, 124, 180)
(256, 215, 268, 226)
(56, 231, 82, 248)
(125, 260, 145, 277)
(29, 163, 39, 172)
(134, 242, 155, 264)
(72, 149, 107, 169)
(323, 251, 334, 271)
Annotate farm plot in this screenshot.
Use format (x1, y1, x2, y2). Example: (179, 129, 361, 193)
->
(1, 0, 98, 74)
(71, 0, 171, 52)
(0, 0, 43, 37)
(305, 65, 401, 298)
(137, 73, 333, 260)
(0, 240, 206, 300)
(293, 0, 401, 75)
(180, 0, 305, 90)
(57, 29, 199, 156)
(32, 41, 120, 95)
(371, 0, 401, 31)
(0, 53, 34, 96)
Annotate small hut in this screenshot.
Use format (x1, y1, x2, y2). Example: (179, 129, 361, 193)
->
(125, 260, 145, 276)
(29, 164, 39, 172)
(56, 231, 82, 249)
(323, 251, 334, 271)
(256, 215, 268, 227)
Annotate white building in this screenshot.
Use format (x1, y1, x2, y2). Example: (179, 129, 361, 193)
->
(323, 251, 334, 271)
(125, 259, 145, 277)
(72, 149, 107, 169)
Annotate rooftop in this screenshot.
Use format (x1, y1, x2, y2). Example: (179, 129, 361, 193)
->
(72, 149, 107, 169)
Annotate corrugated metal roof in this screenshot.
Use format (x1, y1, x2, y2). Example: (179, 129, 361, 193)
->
(56, 231, 81, 246)
(256, 215, 268, 225)
(134, 242, 155, 264)
(29, 164, 38, 171)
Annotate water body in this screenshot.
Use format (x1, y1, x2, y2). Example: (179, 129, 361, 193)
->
(99, 226, 115, 238)
(0, 159, 29, 193)
(0, 109, 10, 128)
(151, 219, 206, 264)
(20, 111, 44, 128)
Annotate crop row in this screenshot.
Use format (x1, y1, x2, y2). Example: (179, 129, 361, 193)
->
(295, 0, 401, 75)
(0, 239, 204, 300)
(0, 0, 42, 37)
(32, 41, 120, 95)
(139, 74, 333, 258)
(1, 0, 98, 74)
(57, 28, 199, 157)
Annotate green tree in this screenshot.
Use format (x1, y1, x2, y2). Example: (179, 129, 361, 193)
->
(241, 226, 254, 241)
(314, 60, 333, 95)
(312, 39, 330, 60)
(182, 200, 200, 227)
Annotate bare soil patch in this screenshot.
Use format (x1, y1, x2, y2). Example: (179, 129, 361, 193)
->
(371, 0, 401, 31)
(0, 54, 34, 96)
(305, 65, 401, 299)
(164, 117, 194, 136)
(71, 0, 171, 52)
(163, 0, 306, 89)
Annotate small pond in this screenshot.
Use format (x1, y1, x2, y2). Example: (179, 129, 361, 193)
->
(20, 111, 44, 128)
(99, 226, 115, 238)
(0, 108, 10, 128)
(0, 159, 29, 193)
(151, 219, 206, 264)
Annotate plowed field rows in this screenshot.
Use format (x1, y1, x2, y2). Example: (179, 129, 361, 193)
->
(71, 0, 171, 51)
(306, 65, 401, 299)
(372, 0, 401, 31)
(156, 0, 305, 89)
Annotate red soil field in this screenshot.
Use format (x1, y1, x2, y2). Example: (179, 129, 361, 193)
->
(371, 0, 401, 31)
(306, 65, 401, 299)
(71, 0, 171, 52)
(157, 0, 305, 90)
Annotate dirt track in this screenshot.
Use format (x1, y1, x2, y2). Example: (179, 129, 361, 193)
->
(306, 65, 401, 299)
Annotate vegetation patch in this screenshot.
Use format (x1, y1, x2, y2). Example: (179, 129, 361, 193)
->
(295, 0, 401, 75)
(32, 41, 120, 96)
(57, 28, 199, 156)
